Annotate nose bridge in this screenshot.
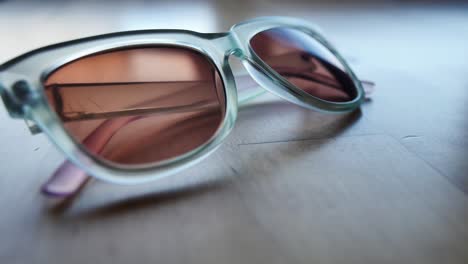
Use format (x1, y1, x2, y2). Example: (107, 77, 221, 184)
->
(208, 32, 270, 105)
(210, 31, 245, 60)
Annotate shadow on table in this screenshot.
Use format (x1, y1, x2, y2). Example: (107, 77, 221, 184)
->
(46, 99, 364, 220)
(47, 177, 229, 220)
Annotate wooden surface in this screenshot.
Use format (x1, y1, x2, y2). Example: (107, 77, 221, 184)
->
(1, 1, 468, 263)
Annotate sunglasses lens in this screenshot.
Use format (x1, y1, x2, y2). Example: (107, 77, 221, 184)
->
(44, 47, 226, 167)
(250, 27, 358, 102)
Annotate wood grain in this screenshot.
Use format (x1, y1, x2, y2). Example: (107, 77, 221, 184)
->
(1, 1, 468, 263)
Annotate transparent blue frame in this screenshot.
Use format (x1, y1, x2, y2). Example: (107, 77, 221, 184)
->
(0, 16, 366, 186)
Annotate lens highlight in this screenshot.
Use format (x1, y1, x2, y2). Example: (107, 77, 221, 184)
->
(250, 28, 357, 102)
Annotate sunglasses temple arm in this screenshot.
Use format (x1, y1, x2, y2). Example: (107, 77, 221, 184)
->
(41, 74, 270, 198)
(41, 102, 220, 198)
(41, 74, 375, 198)
(236, 72, 375, 101)
(41, 115, 139, 197)
(236, 73, 268, 105)
(358, 80, 375, 99)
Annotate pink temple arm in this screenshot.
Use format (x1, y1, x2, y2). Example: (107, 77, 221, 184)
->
(42, 74, 375, 198)
(41, 101, 219, 197)
(41, 116, 139, 197)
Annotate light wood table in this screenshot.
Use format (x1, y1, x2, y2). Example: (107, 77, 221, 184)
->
(1, 1, 468, 263)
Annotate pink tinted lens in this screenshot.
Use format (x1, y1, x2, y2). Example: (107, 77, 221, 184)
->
(250, 28, 357, 102)
(44, 47, 226, 167)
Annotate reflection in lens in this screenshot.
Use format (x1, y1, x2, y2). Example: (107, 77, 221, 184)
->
(250, 28, 357, 102)
(44, 47, 226, 167)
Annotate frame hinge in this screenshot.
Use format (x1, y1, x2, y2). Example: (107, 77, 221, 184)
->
(0, 73, 36, 119)
(24, 119, 42, 134)
(0, 83, 24, 118)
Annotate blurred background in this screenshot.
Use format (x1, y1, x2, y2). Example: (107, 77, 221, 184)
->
(1, 0, 467, 81)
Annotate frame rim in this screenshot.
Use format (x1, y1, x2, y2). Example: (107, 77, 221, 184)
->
(0, 16, 366, 184)
(231, 16, 365, 113)
(42, 43, 233, 171)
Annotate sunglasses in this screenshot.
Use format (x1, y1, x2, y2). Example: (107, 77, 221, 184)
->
(0, 16, 374, 198)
